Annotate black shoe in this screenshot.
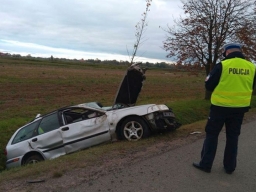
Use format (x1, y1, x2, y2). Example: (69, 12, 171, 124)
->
(193, 162, 211, 173)
(224, 169, 234, 174)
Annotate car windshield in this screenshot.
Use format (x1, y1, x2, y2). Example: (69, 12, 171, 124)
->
(83, 102, 109, 110)
(83, 102, 129, 111)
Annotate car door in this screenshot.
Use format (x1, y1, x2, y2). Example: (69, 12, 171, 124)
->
(60, 107, 111, 154)
(29, 112, 66, 159)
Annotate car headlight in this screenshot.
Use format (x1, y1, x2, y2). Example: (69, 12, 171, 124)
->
(147, 104, 169, 113)
(156, 104, 169, 110)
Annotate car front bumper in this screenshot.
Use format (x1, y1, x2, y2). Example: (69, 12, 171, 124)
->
(145, 110, 181, 132)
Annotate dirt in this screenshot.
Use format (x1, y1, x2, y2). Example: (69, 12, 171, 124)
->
(2, 111, 256, 192)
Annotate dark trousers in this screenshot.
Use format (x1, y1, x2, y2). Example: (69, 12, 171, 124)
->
(200, 109, 244, 171)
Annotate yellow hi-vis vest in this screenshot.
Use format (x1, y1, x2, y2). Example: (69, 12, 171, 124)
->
(211, 58, 255, 107)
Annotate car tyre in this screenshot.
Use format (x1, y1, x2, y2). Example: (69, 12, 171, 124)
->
(24, 154, 43, 165)
(119, 117, 150, 141)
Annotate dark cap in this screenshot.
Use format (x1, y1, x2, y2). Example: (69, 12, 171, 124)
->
(223, 43, 242, 51)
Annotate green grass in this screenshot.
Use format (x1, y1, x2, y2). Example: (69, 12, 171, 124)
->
(170, 96, 256, 125)
(168, 99, 211, 125)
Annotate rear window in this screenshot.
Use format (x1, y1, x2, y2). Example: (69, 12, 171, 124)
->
(12, 120, 40, 144)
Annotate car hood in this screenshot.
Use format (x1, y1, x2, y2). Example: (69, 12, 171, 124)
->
(114, 63, 146, 106)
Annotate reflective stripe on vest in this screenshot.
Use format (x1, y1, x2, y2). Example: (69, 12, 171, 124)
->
(211, 58, 255, 107)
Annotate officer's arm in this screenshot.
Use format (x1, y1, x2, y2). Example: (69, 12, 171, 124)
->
(205, 63, 222, 92)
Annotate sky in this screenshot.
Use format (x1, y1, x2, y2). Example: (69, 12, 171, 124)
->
(0, 0, 184, 63)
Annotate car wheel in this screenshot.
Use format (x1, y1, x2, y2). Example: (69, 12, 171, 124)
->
(120, 117, 150, 141)
(24, 154, 43, 165)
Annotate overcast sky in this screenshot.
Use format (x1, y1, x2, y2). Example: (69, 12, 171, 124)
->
(0, 0, 184, 63)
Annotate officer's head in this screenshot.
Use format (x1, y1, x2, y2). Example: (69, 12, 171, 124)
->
(222, 43, 242, 58)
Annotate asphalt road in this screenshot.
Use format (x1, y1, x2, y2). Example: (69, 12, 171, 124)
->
(67, 121, 256, 192)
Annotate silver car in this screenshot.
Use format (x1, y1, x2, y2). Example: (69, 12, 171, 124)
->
(5, 64, 180, 168)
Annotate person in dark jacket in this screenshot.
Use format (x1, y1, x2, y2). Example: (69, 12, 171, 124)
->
(193, 43, 256, 174)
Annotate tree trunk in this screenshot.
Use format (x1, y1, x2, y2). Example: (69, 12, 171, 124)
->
(205, 64, 210, 76)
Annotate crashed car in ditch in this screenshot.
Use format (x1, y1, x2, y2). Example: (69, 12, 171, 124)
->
(5, 63, 181, 168)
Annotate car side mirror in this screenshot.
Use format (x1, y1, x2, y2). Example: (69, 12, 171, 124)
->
(35, 114, 41, 118)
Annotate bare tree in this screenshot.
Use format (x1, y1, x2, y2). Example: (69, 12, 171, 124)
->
(129, 0, 152, 65)
(163, 0, 255, 99)
(236, 1, 256, 62)
(163, 0, 254, 76)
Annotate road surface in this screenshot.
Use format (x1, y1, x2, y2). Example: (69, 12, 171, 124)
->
(67, 120, 256, 192)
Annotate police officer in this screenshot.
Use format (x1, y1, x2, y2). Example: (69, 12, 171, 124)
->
(193, 43, 256, 174)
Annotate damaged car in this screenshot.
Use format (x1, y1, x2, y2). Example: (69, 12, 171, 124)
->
(5, 63, 181, 168)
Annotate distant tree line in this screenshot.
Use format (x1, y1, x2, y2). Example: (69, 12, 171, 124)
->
(0, 52, 204, 71)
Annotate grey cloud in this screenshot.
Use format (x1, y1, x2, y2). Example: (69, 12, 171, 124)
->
(0, 0, 183, 61)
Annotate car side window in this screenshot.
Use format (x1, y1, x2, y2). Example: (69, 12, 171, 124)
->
(12, 120, 40, 144)
(37, 112, 60, 135)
